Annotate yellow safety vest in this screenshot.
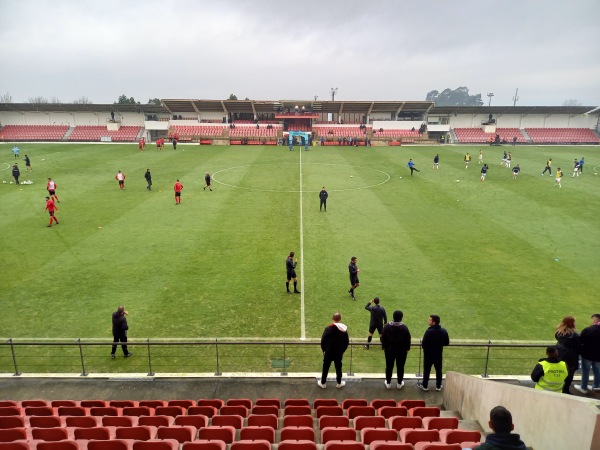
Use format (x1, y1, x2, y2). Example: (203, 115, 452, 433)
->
(535, 360, 568, 392)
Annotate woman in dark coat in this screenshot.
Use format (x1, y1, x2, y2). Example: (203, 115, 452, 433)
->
(555, 316, 581, 394)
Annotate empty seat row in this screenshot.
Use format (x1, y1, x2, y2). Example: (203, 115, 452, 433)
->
(0, 125, 69, 141)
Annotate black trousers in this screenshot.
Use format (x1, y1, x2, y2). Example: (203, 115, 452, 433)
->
(385, 350, 408, 383)
(320, 200, 326, 211)
(111, 333, 128, 355)
(542, 166, 552, 175)
(422, 353, 443, 388)
(321, 352, 343, 384)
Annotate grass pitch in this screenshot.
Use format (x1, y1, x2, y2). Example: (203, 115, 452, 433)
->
(0, 143, 598, 355)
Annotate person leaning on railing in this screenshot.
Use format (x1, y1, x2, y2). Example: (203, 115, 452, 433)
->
(530, 346, 568, 393)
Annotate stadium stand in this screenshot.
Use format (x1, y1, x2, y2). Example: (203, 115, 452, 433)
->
(452, 128, 526, 144)
(68, 126, 141, 142)
(0, 125, 69, 141)
(525, 127, 600, 144)
(371, 129, 420, 138)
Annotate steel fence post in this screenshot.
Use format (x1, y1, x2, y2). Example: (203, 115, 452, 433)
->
(77, 339, 87, 376)
(482, 340, 492, 378)
(8, 339, 20, 376)
(282, 341, 288, 376)
(416, 340, 423, 377)
(215, 338, 222, 376)
(147, 338, 155, 376)
(348, 340, 354, 376)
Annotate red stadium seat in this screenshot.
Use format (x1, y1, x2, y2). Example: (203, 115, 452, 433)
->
(226, 399, 252, 409)
(110, 401, 137, 409)
(64, 416, 99, 428)
(318, 416, 350, 429)
(312, 399, 338, 409)
(346, 406, 375, 419)
(139, 401, 166, 409)
(21, 401, 49, 408)
(254, 399, 280, 409)
(0, 404, 17, 409)
(283, 400, 309, 408)
(31, 427, 69, 441)
(138, 416, 174, 428)
(316, 406, 344, 418)
(247, 414, 278, 429)
(157, 425, 196, 443)
(251, 405, 278, 416)
(154, 406, 185, 418)
(0, 444, 29, 450)
(81, 401, 107, 408)
(370, 400, 396, 410)
(283, 415, 313, 428)
(280, 426, 315, 441)
(323, 441, 365, 450)
(188, 406, 218, 418)
(182, 441, 227, 450)
(370, 442, 413, 450)
(321, 427, 357, 443)
(174, 415, 208, 430)
(378, 407, 407, 419)
(167, 400, 195, 409)
(389, 416, 423, 432)
(398, 400, 425, 410)
(102, 416, 136, 427)
(278, 440, 318, 450)
(196, 400, 223, 410)
(0, 418, 24, 429)
(50, 401, 77, 408)
(0, 428, 27, 442)
(414, 444, 462, 450)
(57, 406, 87, 417)
(25, 407, 54, 417)
(239, 426, 275, 443)
(28, 416, 62, 428)
(73, 426, 112, 440)
(87, 440, 132, 450)
(341, 400, 367, 409)
(422, 417, 459, 430)
(399, 428, 440, 445)
(409, 407, 440, 419)
(361, 427, 398, 444)
(439, 429, 481, 444)
(122, 407, 152, 417)
(230, 440, 271, 450)
(284, 406, 311, 416)
(36, 441, 79, 450)
(115, 426, 156, 441)
(211, 415, 243, 429)
(198, 426, 236, 443)
(132, 440, 179, 450)
(0, 409, 21, 417)
(218, 406, 248, 418)
(90, 407, 119, 417)
(353, 416, 386, 430)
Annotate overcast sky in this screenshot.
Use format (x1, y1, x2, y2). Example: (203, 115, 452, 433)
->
(1, 0, 599, 106)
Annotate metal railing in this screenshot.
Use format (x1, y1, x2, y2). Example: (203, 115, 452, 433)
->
(1, 339, 552, 377)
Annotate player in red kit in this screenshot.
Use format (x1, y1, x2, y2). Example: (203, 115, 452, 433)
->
(46, 178, 59, 203)
(138, 139, 144, 151)
(142, 137, 146, 148)
(45, 196, 59, 227)
(115, 170, 126, 190)
(174, 179, 183, 204)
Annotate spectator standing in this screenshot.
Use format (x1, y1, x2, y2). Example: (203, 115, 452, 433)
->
(12, 163, 20, 184)
(555, 315, 580, 394)
(474, 406, 527, 450)
(319, 187, 328, 212)
(364, 297, 387, 350)
(381, 310, 411, 390)
(318, 312, 349, 389)
(417, 314, 449, 391)
(145, 169, 152, 191)
(531, 346, 567, 392)
(575, 314, 600, 393)
(111, 306, 132, 358)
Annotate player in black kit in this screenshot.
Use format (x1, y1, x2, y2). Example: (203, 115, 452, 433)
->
(348, 256, 360, 300)
(319, 187, 328, 211)
(286, 251, 300, 294)
(364, 297, 387, 349)
(204, 172, 212, 191)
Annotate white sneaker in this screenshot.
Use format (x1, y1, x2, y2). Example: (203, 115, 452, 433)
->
(336, 381, 346, 389)
(385, 381, 391, 389)
(317, 380, 326, 389)
(573, 384, 588, 394)
(593, 387, 600, 392)
(436, 385, 443, 392)
(397, 381, 404, 390)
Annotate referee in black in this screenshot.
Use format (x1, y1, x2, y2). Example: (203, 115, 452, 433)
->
(348, 256, 359, 300)
(286, 251, 300, 294)
(319, 187, 328, 212)
(364, 297, 387, 349)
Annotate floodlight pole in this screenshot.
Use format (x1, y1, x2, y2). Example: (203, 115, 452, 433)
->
(512, 88, 519, 107)
(487, 93, 494, 107)
(330, 88, 338, 101)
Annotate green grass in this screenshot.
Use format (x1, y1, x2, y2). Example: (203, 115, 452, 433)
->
(0, 142, 598, 373)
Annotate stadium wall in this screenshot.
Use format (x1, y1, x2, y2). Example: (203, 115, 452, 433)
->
(444, 371, 600, 450)
(448, 113, 597, 129)
(199, 112, 226, 122)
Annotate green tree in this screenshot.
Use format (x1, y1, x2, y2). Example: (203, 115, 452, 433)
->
(426, 87, 483, 106)
(228, 94, 238, 100)
(147, 98, 162, 105)
(115, 94, 140, 105)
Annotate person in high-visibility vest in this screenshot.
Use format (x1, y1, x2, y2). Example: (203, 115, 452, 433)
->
(531, 346, 568, 393)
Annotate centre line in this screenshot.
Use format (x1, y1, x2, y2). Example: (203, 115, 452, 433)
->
(299, 147, 306, 340)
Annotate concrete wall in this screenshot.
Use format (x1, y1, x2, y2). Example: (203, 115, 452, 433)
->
(448, 113, 598, 129)
(444, 371, 600, 450)
(372, 120, 423, 130)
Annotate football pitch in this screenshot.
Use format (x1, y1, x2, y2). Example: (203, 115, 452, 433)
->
(0, 142, 598, 350)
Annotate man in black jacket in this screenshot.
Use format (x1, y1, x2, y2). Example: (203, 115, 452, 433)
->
(364, 297, 387, 350)
(381, 310, 411, 389)
(286, 252, 300, 294)
(111, 306, 132, 359)
(474, 406, 527, 450)
(348, 256, 359, 300)
(319, 187, 328, 211)
(318, 312, 349, 389)
(574, 313, 600, 393)
(417, 314, 449, 391)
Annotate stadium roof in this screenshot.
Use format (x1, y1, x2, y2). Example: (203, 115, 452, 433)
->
(429, 105, 597, 115)
(0, 103, 167, 113)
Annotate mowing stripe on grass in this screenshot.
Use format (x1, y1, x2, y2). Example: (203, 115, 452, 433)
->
(299, 148, 306, 340)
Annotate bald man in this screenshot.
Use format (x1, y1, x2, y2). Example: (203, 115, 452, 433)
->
(318, 312, 349, 389)
(111, 306, 132, 359)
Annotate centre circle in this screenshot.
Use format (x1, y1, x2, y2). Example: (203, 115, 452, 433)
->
(211, 163, 391, 193)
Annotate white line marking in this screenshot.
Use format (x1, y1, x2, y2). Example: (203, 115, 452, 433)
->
(212, 163, 391, 193)
(0, 163, 10, 171)
(299, 150, 306, 340)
